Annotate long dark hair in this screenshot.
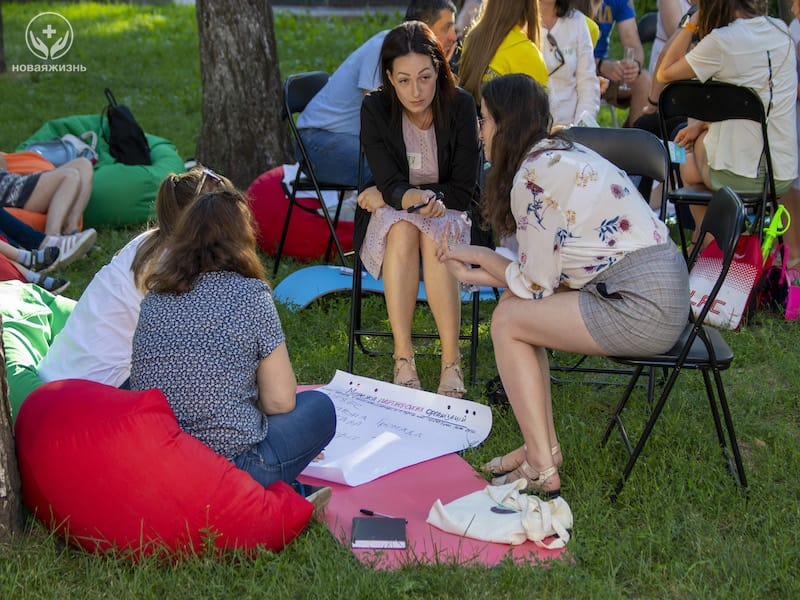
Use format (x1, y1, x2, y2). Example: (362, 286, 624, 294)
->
(379, 21, 457, 128)
(481, 74, 554, 237)
(145, 189, 266, 294)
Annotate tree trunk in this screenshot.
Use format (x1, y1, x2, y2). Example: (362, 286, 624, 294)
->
(0, 321, 24, 542)
(0, 0, 7, 73)
(195, 0, 292, 190)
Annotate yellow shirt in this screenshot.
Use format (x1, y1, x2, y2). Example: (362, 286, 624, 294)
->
(484, 26, 548, 88)
(585, 14, 600, 48)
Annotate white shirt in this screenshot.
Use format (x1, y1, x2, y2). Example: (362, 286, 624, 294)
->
(648, 0, 692, 72)
(38, 231, 151, 387)
(505, 139, 669, 299)
(685, 16, 798, 182)
(540, 10, 600, 127)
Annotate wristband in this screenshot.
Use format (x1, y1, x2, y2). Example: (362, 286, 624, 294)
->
(647, 96, 658, 107)
(596, 58, 604, 76)
(682, 20, 698, 34)
(634, 59, 642, 75)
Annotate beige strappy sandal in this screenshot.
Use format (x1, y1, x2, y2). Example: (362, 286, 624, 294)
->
(393, 355, 421, 389)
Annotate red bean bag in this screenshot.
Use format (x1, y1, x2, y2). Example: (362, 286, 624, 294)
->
(15, 380, 313, 558)
(247, 166, 354, 261)
(0, 255, 24, 283)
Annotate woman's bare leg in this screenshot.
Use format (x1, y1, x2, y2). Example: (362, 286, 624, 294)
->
(679, 131, 712, 247)
(24, 158, 92, 234)
(383, 221, 421, 363)
(490, 291, 604, 491)
(420, 234, 461, 364)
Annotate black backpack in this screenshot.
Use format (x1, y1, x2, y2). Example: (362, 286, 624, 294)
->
(101, 88, 151, 165)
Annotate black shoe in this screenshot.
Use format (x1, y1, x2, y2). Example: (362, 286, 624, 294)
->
(291, 481, 332, 518)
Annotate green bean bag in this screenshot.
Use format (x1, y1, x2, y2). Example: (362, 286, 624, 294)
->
(16, 115, 184, 227)
(1, 281, 75, 420)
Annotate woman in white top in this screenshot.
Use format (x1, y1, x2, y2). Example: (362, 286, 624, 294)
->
(648, 0, 694, 72)
(539, 0, 600, 127)
(437, 74, 688, 499)
(657, 0, 798, 242)
(38, 167, 231, 387)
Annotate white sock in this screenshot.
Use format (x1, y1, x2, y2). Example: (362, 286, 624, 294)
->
(16, 249, 32, 267)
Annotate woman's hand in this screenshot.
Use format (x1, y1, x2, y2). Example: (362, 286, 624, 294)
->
(357, 186, 386, 213)
(674, 118, 707, 149)
(406, 188, 446, 218)
(436, 222, 476, 280)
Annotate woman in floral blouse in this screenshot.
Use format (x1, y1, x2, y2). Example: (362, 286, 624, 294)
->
(437, 73, 689, 499)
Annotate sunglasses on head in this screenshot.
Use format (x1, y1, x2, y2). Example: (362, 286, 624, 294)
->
(194, 167, 224, 197)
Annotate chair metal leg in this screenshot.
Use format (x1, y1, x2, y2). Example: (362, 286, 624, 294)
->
(347, 254, 363, 374)
(709, 368, 748, 489)
(601, 365, 645, 446)
(310, 179, 349, 268)
(611, 366, 683, 500)
(324, 189, 346, 263)
(273, 190, 298, 276)
(468, 290, 479, 386)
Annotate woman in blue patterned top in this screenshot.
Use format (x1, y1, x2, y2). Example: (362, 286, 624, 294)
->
(437, 74, 689, 499)
(130, 188, 336, 492)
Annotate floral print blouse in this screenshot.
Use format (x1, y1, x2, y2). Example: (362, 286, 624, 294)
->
(504, 138, 669, 299)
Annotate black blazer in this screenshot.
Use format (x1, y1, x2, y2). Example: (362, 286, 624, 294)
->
(353, 86, 481, 251)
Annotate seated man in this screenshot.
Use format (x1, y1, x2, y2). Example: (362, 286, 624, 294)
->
(295, 0, 458, 187)
(593, 0, 653, 126)
(0, 153, 93, 235)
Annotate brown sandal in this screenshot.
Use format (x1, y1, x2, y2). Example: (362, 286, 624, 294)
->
(393, 355, 421, 389)
(437, 360, 466, 398)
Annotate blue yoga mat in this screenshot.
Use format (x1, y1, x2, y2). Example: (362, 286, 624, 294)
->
(273, 265, 498, 310)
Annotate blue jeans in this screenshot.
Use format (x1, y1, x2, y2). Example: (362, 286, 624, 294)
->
(296, 128, 370, 187)
(233, 390, 336, 487)
(0, 208, 45, 249)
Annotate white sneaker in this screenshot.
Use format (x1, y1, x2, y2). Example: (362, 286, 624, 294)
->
(50, 228, 97, 270)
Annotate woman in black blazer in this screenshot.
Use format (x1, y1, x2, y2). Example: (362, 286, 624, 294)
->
(355, 21, 480, 398)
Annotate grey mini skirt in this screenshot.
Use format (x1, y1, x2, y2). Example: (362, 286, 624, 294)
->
(578, 241, 689, 356)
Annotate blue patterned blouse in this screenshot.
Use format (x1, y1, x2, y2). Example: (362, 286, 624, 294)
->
(130, 271, 285, 460)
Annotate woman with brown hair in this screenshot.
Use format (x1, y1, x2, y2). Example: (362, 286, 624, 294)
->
(39, 167, 231, 388)
(355, 21, 480, 397)
(458, 0, 548, 104)
(130, 188, 336, 494)
(438, 74, 688, 498)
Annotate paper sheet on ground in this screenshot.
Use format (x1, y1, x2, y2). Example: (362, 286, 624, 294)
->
(301, 370, 492, 486)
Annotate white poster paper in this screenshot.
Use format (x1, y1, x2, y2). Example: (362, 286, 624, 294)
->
(301, 370, 492, 486)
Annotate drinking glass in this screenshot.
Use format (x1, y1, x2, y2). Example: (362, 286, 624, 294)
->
(619, 47, 636, 92)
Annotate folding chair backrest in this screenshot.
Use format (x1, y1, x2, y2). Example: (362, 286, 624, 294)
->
(658, 80, 775, 196)
(687, 186, 745, 326)
(283, 71, 329, 119)
(659, 80, 767, 125)
(568, 126, 670, 218)
(569, 126, 668, 186)
(637, 11, 658, 45)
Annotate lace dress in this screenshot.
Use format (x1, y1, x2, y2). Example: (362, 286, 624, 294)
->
(360, 113, 471, 279)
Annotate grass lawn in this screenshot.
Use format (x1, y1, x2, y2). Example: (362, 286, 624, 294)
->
(1, 3, 799, 598)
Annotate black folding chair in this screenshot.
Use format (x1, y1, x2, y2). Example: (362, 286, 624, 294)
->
(637, 11, 658, 45)
(549, 127, 671, 383)
(602, 186, 748, 500)
(658, 80, 778, 257)
(273, 71, 357, 275)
